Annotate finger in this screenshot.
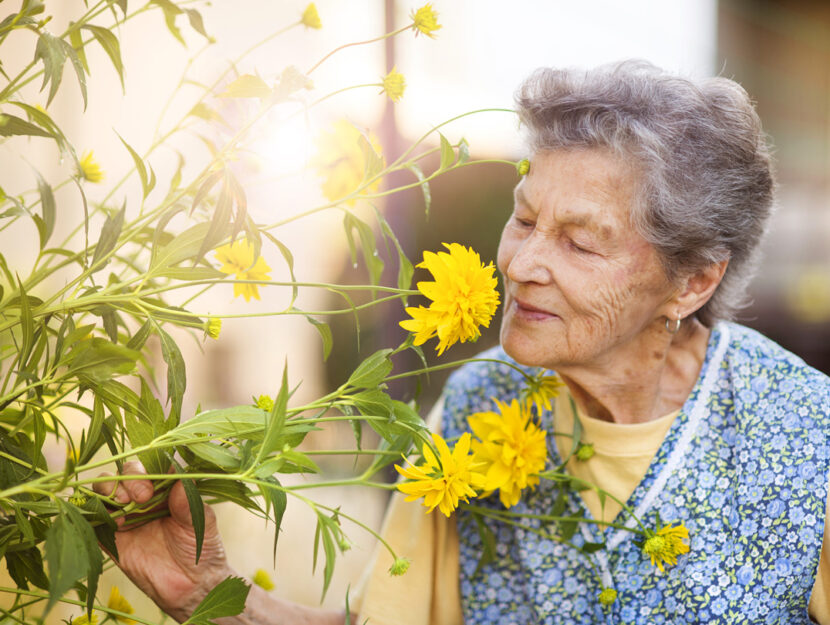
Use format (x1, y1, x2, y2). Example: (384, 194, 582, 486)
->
(121, 460, 154, 505)
(93, 472, 118, 497)
(167, 481, 217, 531)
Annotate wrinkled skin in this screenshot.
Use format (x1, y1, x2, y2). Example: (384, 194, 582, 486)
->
(498, 149, 725, 423)
(95, 462, 347, 624)
(94, 462, 233, 622)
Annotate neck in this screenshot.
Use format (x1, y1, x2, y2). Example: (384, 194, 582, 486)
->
(556, 318, 712, 424)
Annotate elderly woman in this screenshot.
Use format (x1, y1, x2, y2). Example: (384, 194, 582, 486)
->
(103, 62, 830, 624)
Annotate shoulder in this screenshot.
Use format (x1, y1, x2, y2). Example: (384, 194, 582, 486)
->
(440, 345, 536, 437)
(721, 322, 830, 422)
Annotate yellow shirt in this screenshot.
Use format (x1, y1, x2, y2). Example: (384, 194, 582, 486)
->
(357, 392, 830, 624)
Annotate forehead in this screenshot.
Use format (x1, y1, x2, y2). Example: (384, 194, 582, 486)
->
(515, 149, 639, 230)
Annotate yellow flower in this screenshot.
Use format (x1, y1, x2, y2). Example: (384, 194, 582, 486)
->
(641, 522, 690, 572)
(214, 239, 272, 302)
(381, 66, 406, 102)
(78, 151, 104, 183)
(395, 432, 484, 517)
(310, 120, 382, 206)
(598, 587, 617, 606)
(107, 586, 135, 624)
(521, 373, 563, 413)
(255, 394, 274, 411)
(71, 612, 99, 625)
(252, 568, 275, 591)
(467, 398, 548, 508)
(399, 243, 500, 355)
(410, 3, 442, 38)
(300, 3, 322, 29)
(516, 158, 530, 176)
(205, 317, 222, 339)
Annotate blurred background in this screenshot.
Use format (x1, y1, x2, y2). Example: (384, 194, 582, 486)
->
(1, 0, 829, 621)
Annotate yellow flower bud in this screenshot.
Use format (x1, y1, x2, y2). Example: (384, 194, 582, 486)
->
(252, 568, 275, 591)
(516, 158, 530, 176)
(206, 317, 222, 339)
(388, 557, 411, 576)
(301, 3, 322, 29)
(598, 587, 617, 606)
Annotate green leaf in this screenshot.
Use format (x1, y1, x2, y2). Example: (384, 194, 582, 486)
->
(183, 576, 250, 625)
(126, 320, 152, 351)
(305, 316, 332, 361)
(184, 8, 211, 41)
(63, 39, 88, 109)
(581, 541, 605, 554)
(68, 26, 89, 73)
(10, 101, 69, 151)
(66, 338, 139, 384)
(342, 213, 383, 286)
(195, 179, 232, 263)
(152, 0, 185, 45)
(33, 32, 66, 106)
(0, 113, 52, 138)
(16, 276, 34, 371)
(156, 325, 186, 423)
(256, 363, 289, 464)
(34, 171, 55, 248)
(179, 473, 205, 564)
(438, 133, 455, 170)
(44, 503, 102, 615)
(405, 163, 431, 217)
(6, 548, 49, 591)
(374, 206, 413, 291)
(473, 515, 497, 576)
(347, 349, 393, 389)
(219, 74, 271, 99)
(78, 396, 105, 465)
(117, 133, 150, 198)
(82, 24, 124, 89)
(261, 232, 297, 305)
(90, 202, 125, 272)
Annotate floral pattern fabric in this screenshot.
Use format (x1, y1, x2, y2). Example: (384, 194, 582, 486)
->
(442, 323, 830, 624)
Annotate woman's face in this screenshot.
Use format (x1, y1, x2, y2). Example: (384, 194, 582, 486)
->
(498, 149, 677, 370)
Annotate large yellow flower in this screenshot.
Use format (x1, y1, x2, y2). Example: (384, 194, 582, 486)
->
(468, 398, 548, 508)
(107, 586, 135, 624)
(78, 151, 104, 183)
(311, 120, 382, 206)
(395, 432, 484, 517)
(410, 4, 442, 38)
(399, 243, 500, 355)
(215, 239, 272, 302)
(641, 522, 690, 572)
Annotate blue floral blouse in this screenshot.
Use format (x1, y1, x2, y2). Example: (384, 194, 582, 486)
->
(441, 322, 830, 624)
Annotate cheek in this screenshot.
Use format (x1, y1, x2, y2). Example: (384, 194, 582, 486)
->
(496, 230, 515, 277)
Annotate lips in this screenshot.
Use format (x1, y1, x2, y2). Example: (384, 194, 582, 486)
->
(512, 297, 558, 321)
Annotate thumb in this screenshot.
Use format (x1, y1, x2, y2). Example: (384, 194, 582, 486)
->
(168, 481, 218, 532)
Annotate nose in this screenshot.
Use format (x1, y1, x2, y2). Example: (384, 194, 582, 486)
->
(504, 232, 553, 285)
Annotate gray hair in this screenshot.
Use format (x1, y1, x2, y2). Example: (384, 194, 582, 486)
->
(515, 60, 775, 326)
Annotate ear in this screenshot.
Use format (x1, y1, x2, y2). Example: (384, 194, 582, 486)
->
(665, 259, 729, 320)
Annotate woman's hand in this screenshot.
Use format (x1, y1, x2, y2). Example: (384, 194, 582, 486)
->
(94, 461, 235, 623)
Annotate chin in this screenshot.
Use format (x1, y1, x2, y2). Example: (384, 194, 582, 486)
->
(500, 325, 559, 369)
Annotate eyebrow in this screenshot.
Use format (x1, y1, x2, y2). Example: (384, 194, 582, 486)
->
(514, 185, 613, 238)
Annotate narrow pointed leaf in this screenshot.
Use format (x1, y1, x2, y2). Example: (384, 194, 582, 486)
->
(34, 32, 66, 106)
(117, 133, 149, 198)
(179, 474, 205, 564)
(156, 324, 186, 422)
(34, 171, 55, 248)
(91, 202, 125, 272)
(82, 24, 124, 89)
